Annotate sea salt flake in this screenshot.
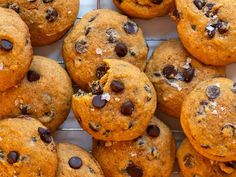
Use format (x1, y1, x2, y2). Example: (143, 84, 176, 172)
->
(101, 93, 111, 101)
(96, 48, 103, 55)
(211, 110, 218, 115)
(0, 63, 3, 70)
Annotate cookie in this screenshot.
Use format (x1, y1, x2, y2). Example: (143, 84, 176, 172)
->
(113, 0, 174, 19)
(0, 117, 57, 177)
(57, 143, 104, 177)
(63, 9, 148, 90)
(181, 77, 236, 161)
(145, 40, 225, 118)
(175, 0, 236, 66)
(0, 7, 32, 91)
(92, 117, 176, 177)
(0, 56, 73, 132)
(0, 0, 79, 46)
(72, 59, 156, 141)
(177, 139, 236, 177)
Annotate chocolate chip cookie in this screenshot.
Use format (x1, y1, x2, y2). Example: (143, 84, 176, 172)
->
(0, 7, 32, 91)
(145, 40, 225, 118)
(63, 9, 148, 90)
(181, 77, 236, 161)
(57, 143, 104, 177)
(177, 139, 236, 177)
(113, 0, 174, 19)
(175, 0, 236, 66)
(72, 59, 156, 141)
(92, 117, 176, 177)
(0, 56, 73, 132)
(0, 117, 57, 177)
(0, 0, 79, 46)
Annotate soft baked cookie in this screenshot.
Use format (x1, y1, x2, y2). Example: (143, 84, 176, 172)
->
(72, 59, 156, 141)
(0, 7, 32, 91)
(0, 117, 57, 177)
(57, 143, 104, 177)
(92, 117, 176, 177)
(0, 56, 73, 132)
(174, 0, 236, 66)
(145, 40, 225, 118)
(113, 0, 174, 19)
(63, 9, 148, 90)
(0, 0, 79, 46)
(181, 78, 236, 161)
(177, 139, 236, 177)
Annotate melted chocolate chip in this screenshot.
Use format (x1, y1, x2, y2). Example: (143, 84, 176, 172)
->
(183, 68, 195, 83)
(146, 125, 160, 137)
(124, 21, 139, 34)
(45, 8, 58, 22)
(43, 0, 53, 3)
(92, 95, 107, 108)
(96, 64, 108, 79)
(126, 164, 143, 177)
(217, 20, 230, 34)
(183, 154, 195, 168)
(38, 127, 52, 143)
(20, 105, 29, 115)
(8, 3, 20, 13)
(193, 0, 206, 10)
(7, 151, 19, 164)
(162, 65, 177, 79)
(205, 25, 216, 38)
(90, 81, 103, 95)
(106, 28, 118, 43)
(27, 70, 40, 82)
(68, 156, 82, 169)
(0, 39, 13, 51)
(110, 80, 124, 92)
(121, 100, 134, 116)
(75, 40, 87, 54)
(115, 42, 128, 57)
(151, 0, 163, 4)
(206, 85, 220, 99)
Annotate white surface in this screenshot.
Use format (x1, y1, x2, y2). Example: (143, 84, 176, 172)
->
(33, 0, 235, 176)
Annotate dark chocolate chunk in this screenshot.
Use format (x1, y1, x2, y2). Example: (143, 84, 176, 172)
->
(7, 151, 19, 164)
(124, 21, 139, 34)
(38, 127, 52, 144)
(205, 25, 216, 38)
(27, 70, 40, 82)
(193, 0, 206, 10)
(115, 42, 128, 57)
(110, 80, 124, 92)
(68, 156, 82, 169)
(217, 20, 230, 34)
(126, 163, 143, 177)
(146, 125, 160, 137)
(90, 81, 103, 95)
(96, 64, 108, 79)
(183, 68, 195, 83)
(92, 95, 107, 108)
(0, 39, 13, 51)
(162, 65, 177, 79)
(121, 100, 134, 116)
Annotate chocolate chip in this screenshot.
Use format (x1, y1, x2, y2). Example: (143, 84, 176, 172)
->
(146, 125, 160, 137)
(205, 25, 216, 38)
(121, 100, 134, 116)
(85, 26, 91, 36)
(7, 151, 19, 164)
(92, 95, 107, 108)
(38, 127, 52, 144)
(126, 164, 143, 177)
(193, 0, 206, 10)
(183, 154, 195, 168)
(20, 105, 29, 115)
(172, 9, 181, 20)
(90, 81, 103, 95)
(206, 85, 220, 99)
(31, 137, 37, 142)
(217, 20, 230, 34)
(106, 28, 118, 43)
(75, 40, 87, 54)
(162, 65, 177, 79)
(96, 64, 108, 79)
(183, 68, 195, 83)
(110, 80, 124, 92)
(8, 3, 20, 13)
(124, 21, 139, 34)
(0, 39, 13, 51)
(68, 156, 82, 169)
(191, 25, 196, 30)
(28, 0, 37, 2)
(43, 0, 53, 3)
(221, 124, 236, 137)
(89, 122, 101, 132)
(151, 0, 163, 4)
(204, 3, 215, 17)
(27, 70, 40, 82)
(154, 71, 161, 77)
(115, 42, 128, 57)
(45, 8, 58, 22)
(88, 15, 97, 22)
(232, 83, 236, 93)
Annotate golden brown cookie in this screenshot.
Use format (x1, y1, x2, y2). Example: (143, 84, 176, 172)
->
(175, 0, 236, 66)
(181, 77, 236, 161)
(0, 117, 57, 177)
(145, 40, 225, 118)
(92, 117, 176, 177)
(177, 139, 236, 177)
(0, 56, 73, 132)
(72, 59, 156, 141)
(113, 0, 174, 19)
(0, 0, 79, 46)
(0, 7, 32, 91)
(63, 9, 148, 90)
(57, 143, 104, 177)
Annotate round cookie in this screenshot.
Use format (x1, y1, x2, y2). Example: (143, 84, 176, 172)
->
(0, 117, 57, 177)
(0, 56, 73, 132)
(177, 139, 236, 177)
(0, 7, 32, 91)
(0, 0, 79, 46)
(181, 77, 236, 161)
(92, 117, 176, 177)
(175, 0, 236, 66)
(72, 59, 156, 141)
(145, 40, 225, 118)
(57, 143, 104, 177)
(63, 9, 148, 90)
(113, 0, 174, 19)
